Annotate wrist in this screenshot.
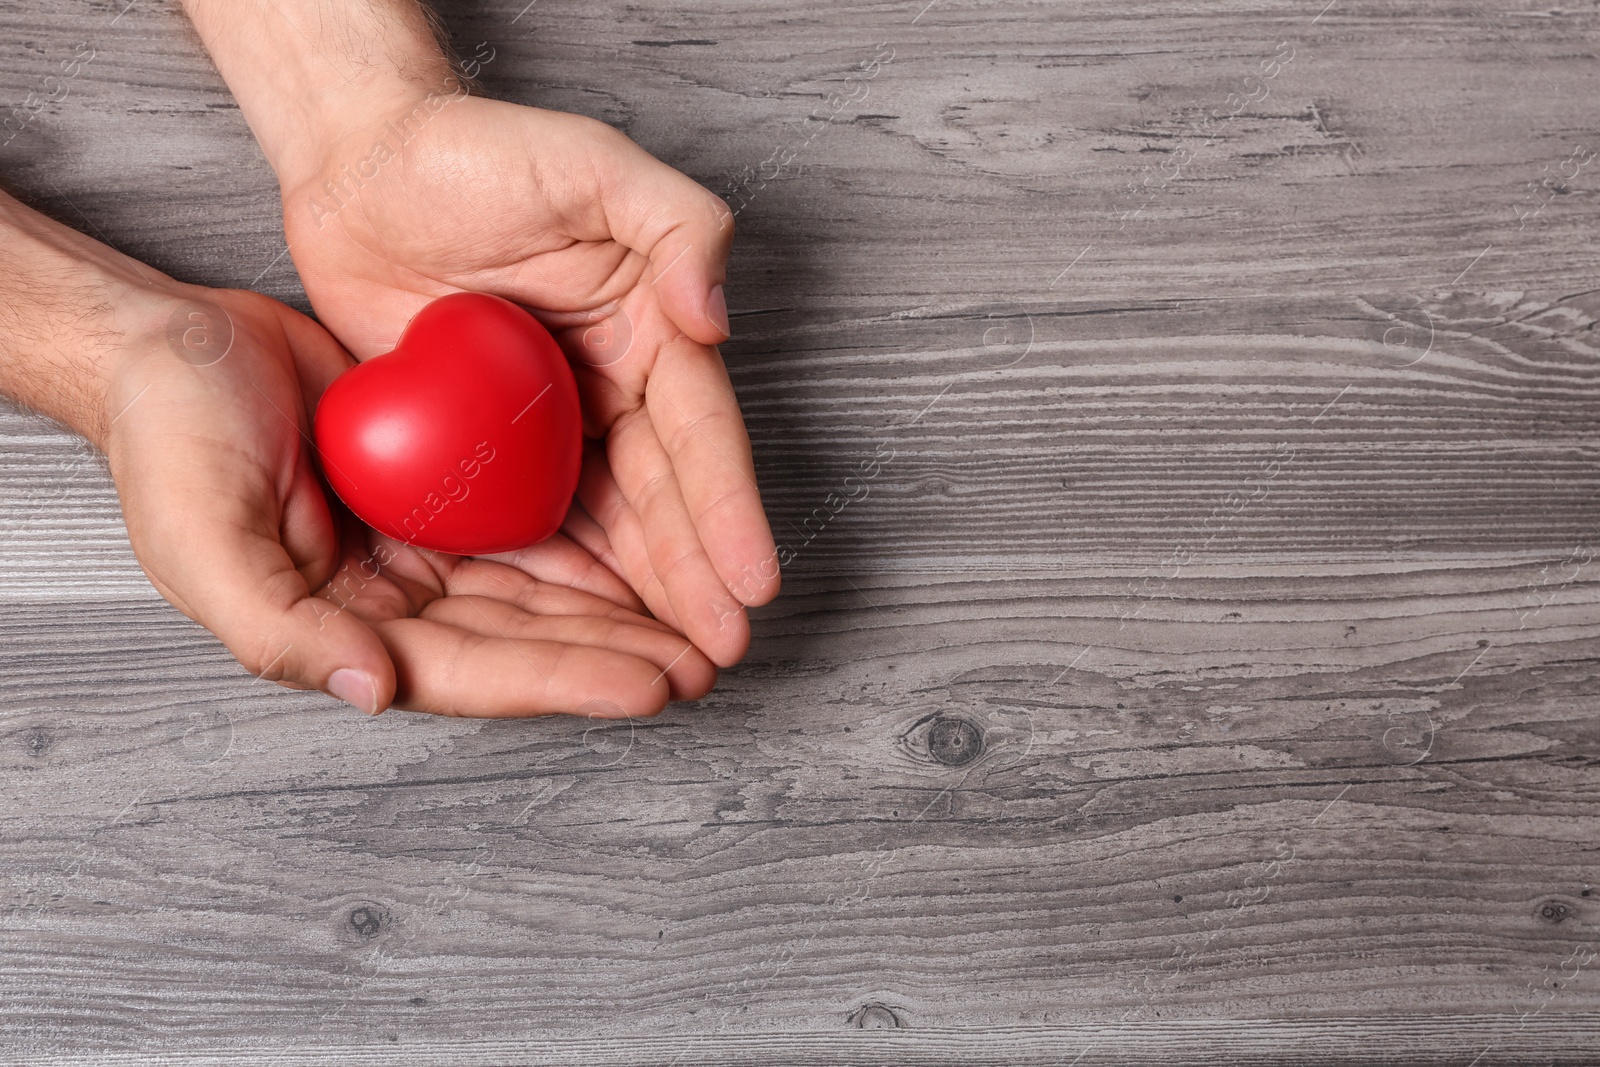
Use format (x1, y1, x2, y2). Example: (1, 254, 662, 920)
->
(278, 72, 473, 208)
(180, 0, 456, 190)
(0, 194, 192, 448)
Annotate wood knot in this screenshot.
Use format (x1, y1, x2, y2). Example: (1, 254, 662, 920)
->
(348, 905, 384, 939)
(1538, 899, 1574, 925)
(928, 717, 982, 766)
(19, 727, 53, 758)
(851, 1004, 904, 1029)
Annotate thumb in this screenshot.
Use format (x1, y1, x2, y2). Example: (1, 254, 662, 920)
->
(129, 480, 397, 715)
(185, 527, 396, 714)
(600, 137, 735, 346)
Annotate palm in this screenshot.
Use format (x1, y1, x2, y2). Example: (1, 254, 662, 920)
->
(280, 97, 779, 667)
(286, 103, 670, 362)
(107, 288, 713, 717)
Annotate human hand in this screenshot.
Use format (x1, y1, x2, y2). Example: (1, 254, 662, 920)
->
(177, 0, 780, 668)
(104, 284, 717, 717)
(280, 95, 780, 667)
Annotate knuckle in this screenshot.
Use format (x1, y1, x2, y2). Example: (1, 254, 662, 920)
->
(697, 480, 746, 524)
(238, 637, 295, 683)
(633, 467, 678, 513)
(654, 540, 703, 584)
(575, 113, 634, 152)
(665, 411, 718, 456)
(515, 578, 553, 615)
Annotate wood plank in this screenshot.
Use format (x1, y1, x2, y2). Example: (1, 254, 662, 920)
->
(3, 565, 1599, 1050)
(8, 1018, 1600, 1067)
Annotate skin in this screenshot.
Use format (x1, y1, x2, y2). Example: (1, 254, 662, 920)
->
(180, 0, 782, 671)
(0, 188, 716, 718)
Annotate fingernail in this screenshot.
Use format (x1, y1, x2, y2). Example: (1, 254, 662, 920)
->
(327, 668, 380, 716)
(706, 284, 730, 338)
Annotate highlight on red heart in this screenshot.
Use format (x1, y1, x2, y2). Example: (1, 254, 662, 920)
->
(313, 292, 582, 555)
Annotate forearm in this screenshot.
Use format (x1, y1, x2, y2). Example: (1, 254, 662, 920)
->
(0, 190, 171, 447)
(179, 0, 455, 187)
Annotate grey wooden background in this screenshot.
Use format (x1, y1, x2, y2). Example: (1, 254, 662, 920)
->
(3, 0, 1600, 1063)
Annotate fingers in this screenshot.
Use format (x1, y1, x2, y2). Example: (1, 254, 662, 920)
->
(605, 408, 750, 666)
(574, 451, 688, 635)
(279, 448, 344, 601)
(647, 336, 781, 607)
(558, 499, 640, 604)
(370, 615, 674, 718)
(424, 594, 715, 702)
(440, 556, 664, 629)
(480, 528, 646, 613)
(598, 133, 734, 347)
(579, 428, 752, 662)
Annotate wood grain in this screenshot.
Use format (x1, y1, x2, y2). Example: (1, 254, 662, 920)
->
(2, 0, 1600, 1063)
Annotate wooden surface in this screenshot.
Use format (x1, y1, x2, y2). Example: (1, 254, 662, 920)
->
(3, 0, 1600, 1063)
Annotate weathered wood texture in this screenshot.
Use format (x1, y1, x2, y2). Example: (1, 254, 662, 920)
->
(3, 0, 1600, 1064)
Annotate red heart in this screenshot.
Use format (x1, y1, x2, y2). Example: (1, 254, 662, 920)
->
(313, 292, 582, 556)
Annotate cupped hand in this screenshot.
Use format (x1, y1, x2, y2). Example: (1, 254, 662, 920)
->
(105, 284, 715, 717)
(278, 96, 780, 667)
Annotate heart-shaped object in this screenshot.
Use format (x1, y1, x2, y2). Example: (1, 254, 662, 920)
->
(314, 292, 582, 555)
